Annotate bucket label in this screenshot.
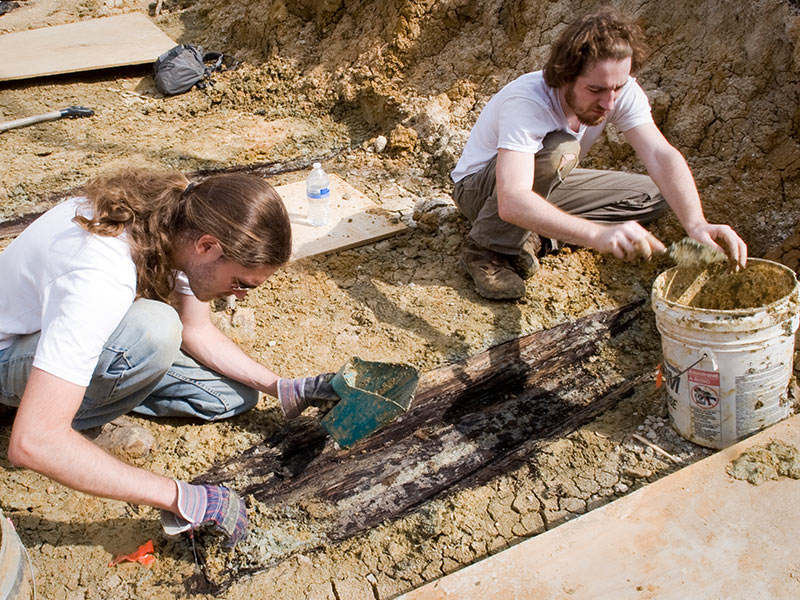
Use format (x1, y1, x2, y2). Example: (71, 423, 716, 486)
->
(735, 363, 791, 437)
(663, 362, 681, 397)
(688, 368, 721, 442)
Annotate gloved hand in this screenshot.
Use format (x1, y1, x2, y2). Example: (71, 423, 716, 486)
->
(160, 480, 248, 550)
(277, 373, 340, 419)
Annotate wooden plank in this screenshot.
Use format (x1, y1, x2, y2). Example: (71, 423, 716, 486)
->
(398, 413, 800, 600)
(0, 13, 176, 82)
(275, 174, 407, 260)
(196, 302, 645, 590)
(0, 158, 324, 241)
(0, 172, 408, 259)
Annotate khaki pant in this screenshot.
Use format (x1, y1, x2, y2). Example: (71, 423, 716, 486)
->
(452, 131, 668, 255)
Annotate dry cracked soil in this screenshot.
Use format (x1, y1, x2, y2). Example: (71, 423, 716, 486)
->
(2, 0, 800, 598)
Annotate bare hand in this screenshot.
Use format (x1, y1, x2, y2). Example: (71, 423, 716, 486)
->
(595, 222, 666, 261)
(686, 223, 747, 272)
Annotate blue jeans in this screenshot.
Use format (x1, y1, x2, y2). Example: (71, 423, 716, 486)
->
(0, 299, 259, 429)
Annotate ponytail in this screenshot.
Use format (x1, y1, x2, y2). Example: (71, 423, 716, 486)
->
(76, 168, 291, 302)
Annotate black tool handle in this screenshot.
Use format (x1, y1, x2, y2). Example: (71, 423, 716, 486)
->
(0, 106, 94, 132)
(59, 106, 95, 119)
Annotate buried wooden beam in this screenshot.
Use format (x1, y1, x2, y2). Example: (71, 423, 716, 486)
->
(198, 300, 646, 581)
(0, 211, 40, 239)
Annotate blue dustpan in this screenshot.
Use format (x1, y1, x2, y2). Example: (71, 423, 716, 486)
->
(320, 357, 420, 448)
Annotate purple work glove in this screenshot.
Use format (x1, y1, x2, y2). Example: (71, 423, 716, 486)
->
(277, 373, 339, 419)
(161, 480, 248, 550)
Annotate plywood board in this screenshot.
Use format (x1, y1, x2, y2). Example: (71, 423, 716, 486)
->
(0, 13, 176, 82)
(399, 414, 800, 600)
(275, 174, 407, 261)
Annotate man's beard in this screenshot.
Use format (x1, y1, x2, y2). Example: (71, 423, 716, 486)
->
(181, 257, 222, 302)
(564, 84, 608, 126)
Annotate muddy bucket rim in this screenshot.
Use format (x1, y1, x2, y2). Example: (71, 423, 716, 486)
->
(652, 257, 800, 317)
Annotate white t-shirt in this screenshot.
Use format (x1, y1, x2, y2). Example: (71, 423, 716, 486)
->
(451, 71, 654, 183)
(0, 199, 138, 387)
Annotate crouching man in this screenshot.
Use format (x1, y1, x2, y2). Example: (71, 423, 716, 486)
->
(451, 7, 747, 300)
(0, 169, 336, 548)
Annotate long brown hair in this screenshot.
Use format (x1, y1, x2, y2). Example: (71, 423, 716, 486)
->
(543, 7, 648, 88)
(75, 169, 292, 301)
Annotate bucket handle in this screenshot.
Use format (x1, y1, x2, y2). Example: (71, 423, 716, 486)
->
(699, 347, 718, 371)
(676, 348, 717, 376)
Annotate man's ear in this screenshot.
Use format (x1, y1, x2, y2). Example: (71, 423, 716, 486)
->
(194, 234, 224, 259)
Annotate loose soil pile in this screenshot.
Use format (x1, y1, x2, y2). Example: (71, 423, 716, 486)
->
(1, 1, 800, 599)
(728, 440, 800, 485)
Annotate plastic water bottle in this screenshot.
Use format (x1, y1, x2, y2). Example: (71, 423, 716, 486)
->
(306, 162, 330, 227)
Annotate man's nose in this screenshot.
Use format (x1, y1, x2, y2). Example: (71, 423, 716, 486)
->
(599, 90, 618, 111)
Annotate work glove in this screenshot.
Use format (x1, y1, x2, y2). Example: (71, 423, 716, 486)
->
(161, 480, 248, 550)
(277, 373, 340, 419)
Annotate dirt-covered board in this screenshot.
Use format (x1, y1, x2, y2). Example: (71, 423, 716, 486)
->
(275, 174, 407, 260)
(0, 13, 176, 82)
(0, 167, 407, 260)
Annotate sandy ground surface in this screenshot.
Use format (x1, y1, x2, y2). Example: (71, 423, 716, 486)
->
(1, 0, 800, 598)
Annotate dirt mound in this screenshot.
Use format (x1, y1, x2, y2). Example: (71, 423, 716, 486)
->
(2, 1, 800, 599)
(765, 219, 800, 272)
(189, 0, 800, 253)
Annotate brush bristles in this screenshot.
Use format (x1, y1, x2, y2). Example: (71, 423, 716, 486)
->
(668, 238, 726, 266)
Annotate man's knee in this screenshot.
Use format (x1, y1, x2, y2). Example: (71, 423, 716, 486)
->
(639, 191, 669, 224)
(622, 174, 668, 224)
(115, 299, 182, 371)
(202, 383, 260, 420)
(231, 387, 260, 416)
(535, 132, 581, 197)
(541, 130, 582, 155)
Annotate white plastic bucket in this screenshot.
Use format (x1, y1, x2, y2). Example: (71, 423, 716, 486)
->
(0, 511, 32, 600)
(652, 258, 800, 449)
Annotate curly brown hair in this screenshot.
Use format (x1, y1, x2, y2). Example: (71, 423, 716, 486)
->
(74, 169, 292, 302)
(543, 6, 648, 89)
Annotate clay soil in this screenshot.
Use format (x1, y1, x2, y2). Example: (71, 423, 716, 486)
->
(2, 1, 800, 599)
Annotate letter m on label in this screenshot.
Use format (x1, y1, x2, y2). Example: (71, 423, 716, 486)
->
(664, 362, 681, 394)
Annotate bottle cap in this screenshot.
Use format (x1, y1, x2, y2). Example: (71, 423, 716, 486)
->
(312, 162, 321, 169)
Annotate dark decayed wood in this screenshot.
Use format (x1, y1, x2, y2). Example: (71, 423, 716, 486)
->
(200, 300, 645, 544)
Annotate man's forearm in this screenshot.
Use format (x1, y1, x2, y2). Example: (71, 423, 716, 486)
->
(495, 148, 610, 249)
(181, 321, 280, 398)
(20, 430, 178, 509)
(8, 368, 179, 511)
(647, 147, 707, 233)
(498, 188, 607, 248)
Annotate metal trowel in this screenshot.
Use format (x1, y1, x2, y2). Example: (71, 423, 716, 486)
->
(320, 357, 420, 448)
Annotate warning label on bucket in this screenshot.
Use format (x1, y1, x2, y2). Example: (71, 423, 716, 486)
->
(689, 368, 721, 441)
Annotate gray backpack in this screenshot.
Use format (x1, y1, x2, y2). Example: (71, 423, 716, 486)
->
(153, 44, 225, 96)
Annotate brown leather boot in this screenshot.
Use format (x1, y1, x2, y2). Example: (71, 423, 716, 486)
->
(459, 238, 526, 300)
(508, 234, 542, 279)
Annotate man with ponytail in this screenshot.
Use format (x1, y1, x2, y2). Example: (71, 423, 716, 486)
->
(451, 6, 747, 300)
(0, 168, 338, 549)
